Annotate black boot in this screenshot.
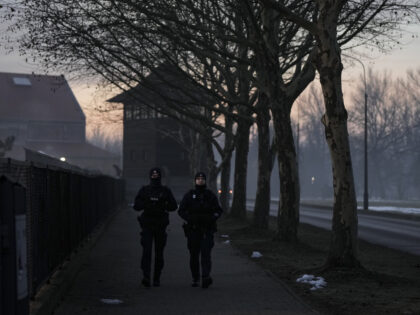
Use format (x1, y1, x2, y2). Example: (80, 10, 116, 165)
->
(153, 278, 160, 287)
(153, 272, 161, 287)
(191, 278, 199, 287)
(142, 277, 151, 288)
(202, 277, 213, 289)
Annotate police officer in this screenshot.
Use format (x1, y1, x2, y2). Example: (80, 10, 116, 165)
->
(133, 167, 177, 287)
(178, 172, 223, 288)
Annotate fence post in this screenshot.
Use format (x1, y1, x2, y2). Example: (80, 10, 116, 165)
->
(0, 175, 16, 315)
(0, 175, 29, 315)
(14, 182, 29, 315)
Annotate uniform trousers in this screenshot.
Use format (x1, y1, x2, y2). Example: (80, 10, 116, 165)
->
(140, 225, 167, 280)
(187, 229, 214, 280)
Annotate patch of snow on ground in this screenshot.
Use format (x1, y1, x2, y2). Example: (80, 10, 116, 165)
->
(251, 251, 263, 258)
(358, 206, 420, 215)
(223, 240, 230, 244)
(100, 298, 123, 305)
(296, 274, 327, 290)
(221, 234, 229, 238)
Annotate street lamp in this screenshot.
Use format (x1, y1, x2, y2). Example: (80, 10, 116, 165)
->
(344, 54, 369, 211)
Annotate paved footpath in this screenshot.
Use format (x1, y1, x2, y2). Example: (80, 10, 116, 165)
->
(54, 208, 316, 315)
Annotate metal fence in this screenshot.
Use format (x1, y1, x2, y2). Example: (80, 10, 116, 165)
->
(0, 158, 125, 307)
(1, 174, 28, 315)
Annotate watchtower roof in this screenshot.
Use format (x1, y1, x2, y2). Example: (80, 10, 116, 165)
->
(107, 63, 213, 107)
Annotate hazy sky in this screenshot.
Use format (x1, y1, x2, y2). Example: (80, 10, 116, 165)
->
(1, 24, 419, 140)
(342, 24, 420, 89)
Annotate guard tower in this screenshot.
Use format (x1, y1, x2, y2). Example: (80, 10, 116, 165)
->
(108, 64, 201, 199)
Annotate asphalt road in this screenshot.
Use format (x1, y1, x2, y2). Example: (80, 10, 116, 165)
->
(247, 201, 420, 256)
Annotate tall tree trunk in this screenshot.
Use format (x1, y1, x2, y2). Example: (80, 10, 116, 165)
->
(253, 95, 272, 228)
(230, 119, 252, 219)
(321, 112, 359, 267)
(253, 3, 308, 237)
(219, 115, 234, 213)
(315, 8, 360, 267)
(220, 152, 232, 213)
(188, 132, 201, 178)
(205, 137, 218, 193)
(272, 105, 300, 242)
(229, 30, 253, 219)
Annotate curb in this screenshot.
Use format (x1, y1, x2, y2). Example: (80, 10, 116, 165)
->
(30, 208, 122, 315)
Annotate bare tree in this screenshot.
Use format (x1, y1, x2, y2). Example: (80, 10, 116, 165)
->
(403, 69, 420, 196)
(13, 0, 248, 202)
(15, 0, 419, 249)
(15, 0, 315, 234)
(351, 69, 420, 199)
(137, 0, 317, 232)
(295, 83, 333, 198)
(259, 0, 420, 267)
(12, 0, 263, 220)
(296, 70, 420, 201)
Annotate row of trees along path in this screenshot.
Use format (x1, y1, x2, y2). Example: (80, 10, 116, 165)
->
(6, 0, 419, 269)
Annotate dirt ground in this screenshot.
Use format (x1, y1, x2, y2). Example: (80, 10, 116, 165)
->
(218, 213, 420, 315)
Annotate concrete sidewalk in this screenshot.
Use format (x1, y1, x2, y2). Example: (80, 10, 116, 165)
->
(53, 208, 316, 315)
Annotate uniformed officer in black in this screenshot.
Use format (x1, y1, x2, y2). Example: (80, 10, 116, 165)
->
(178, 172, 223, 288)
(133, 167, 178, 287)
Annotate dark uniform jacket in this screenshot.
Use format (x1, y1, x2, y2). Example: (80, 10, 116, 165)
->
(133, 185, 178, 229)
(178, 188, 223, 231)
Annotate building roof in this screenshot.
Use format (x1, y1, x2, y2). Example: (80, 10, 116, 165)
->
(0, 72, 85, 122)
(107, 63, 213, 108)
(3, 141, 118, 166)
(24, 141, 118, 160)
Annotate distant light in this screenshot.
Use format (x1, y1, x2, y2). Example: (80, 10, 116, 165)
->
(311, 176, 315, 184)
(60, 157, 66, 162)
(13, 77, 32, 86)
(229, 189, 233, 194)
(218, 189, 222, 194)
